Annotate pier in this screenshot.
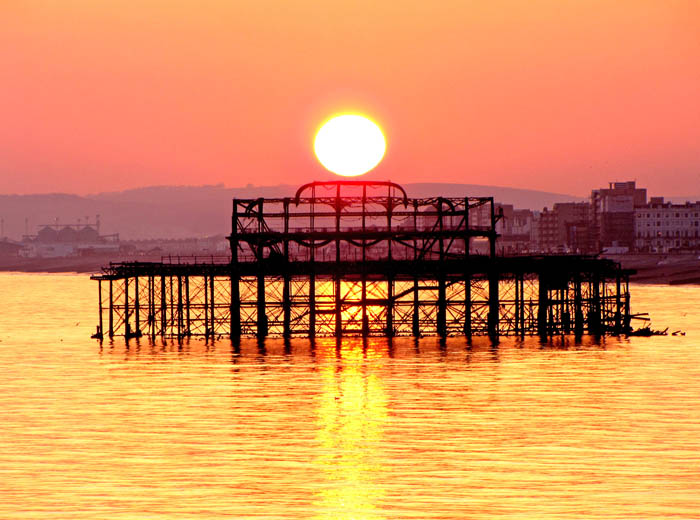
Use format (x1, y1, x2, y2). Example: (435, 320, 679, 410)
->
(92, 180, 632, 339)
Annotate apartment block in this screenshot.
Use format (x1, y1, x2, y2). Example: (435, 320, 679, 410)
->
(591, 181, 647, 250)
(537, 202, 592, 253)
(634, 198, 700, 253)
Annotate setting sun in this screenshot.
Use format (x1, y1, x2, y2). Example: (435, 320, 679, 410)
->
(314, 115, 386, 177)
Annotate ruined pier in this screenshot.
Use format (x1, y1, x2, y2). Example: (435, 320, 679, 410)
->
(92, 180, 632, 339)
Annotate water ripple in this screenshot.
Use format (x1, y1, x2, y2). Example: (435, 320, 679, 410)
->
(0, 274, 699, 518)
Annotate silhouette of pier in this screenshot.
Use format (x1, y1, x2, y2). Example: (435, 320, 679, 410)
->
(92, 180, 632, 339)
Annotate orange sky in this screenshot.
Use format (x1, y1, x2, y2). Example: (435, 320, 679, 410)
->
(1, 0, 699, 196)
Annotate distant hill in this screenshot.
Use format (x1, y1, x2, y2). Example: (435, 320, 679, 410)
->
(0, 183, 584, 240)
(402, 183, 584, 208)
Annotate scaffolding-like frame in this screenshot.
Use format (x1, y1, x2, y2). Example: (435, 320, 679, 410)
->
(92, 181, 632, 339)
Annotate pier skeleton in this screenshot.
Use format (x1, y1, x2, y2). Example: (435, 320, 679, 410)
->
(92, 180, 632, 339)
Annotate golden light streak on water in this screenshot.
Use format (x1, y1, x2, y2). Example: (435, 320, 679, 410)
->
(313, 339, 388, 519)
(1, 273, 700, 518)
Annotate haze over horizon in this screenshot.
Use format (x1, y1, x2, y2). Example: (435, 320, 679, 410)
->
(2, 179, 586, 198)
(0, 182, 592, 240)
(2, 1, 699, 196)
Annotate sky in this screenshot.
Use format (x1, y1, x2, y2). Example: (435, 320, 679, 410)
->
(1, 0, 699, 196)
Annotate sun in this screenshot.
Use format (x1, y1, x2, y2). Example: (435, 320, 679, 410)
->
(314, 114, 386, 177)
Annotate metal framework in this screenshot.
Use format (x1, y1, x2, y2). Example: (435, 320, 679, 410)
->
(92, 181, 632, 339)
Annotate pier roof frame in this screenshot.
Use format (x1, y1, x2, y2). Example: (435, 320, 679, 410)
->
(229, 180, 499, 264)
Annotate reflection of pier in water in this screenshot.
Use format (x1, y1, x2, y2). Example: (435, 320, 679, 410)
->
(92, 180, 633, 340)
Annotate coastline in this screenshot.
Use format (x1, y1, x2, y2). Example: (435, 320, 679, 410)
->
(604, 253, 700, 285)
(3, 253, 700, 285)
(0, 254, 159, 275)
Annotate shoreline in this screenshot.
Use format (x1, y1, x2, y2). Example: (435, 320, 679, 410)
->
(0, 255, 159, 275)
(3, 253, 700, 285)
(603, 253, 700, 285)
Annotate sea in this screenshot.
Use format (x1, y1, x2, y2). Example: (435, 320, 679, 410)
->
(1, 272, 699, 519)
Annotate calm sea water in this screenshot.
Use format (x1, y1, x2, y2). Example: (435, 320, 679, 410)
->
(1, 272, 699, 519)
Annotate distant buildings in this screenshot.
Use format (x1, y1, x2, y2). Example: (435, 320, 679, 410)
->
(21, 218, 119, 258)
(495, 180, 699, 255)
(6, 181, 698, 259)
(8, 214, 230, 260)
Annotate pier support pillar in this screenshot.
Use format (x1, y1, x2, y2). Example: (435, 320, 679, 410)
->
(615, 273, 622, 333)
(463, 276, 472, 338)
(412, 277, 420, 337)
(538, 273, 549, 338)
(623, 277, 631, 333)
(514, 274, 520, 336)
(562, 287, 571, 334)
(148, 276, 155, 337)
(386, 277, 394, 337)
(589, 276, 601, 335)
(124, 277, 130, 338)
(519, 276, 526, 334)
(177, 276, 183, 338)
(574, 276, 583, 337)
(204, 275, 209, 337)
(334, 275, 342, 338)
(97, 280, 103, 339)
(283, 274, 291, 337)
(168, 276, 174, 337)
(309, 273, 316, 337)
(362, 276, 369, 336)
(230, 201, 241, 338)
(488, 271, 499, 339)
(230, 274, 240, 337)
(185, 276, 191, 336)
(159, 276, 166, 336)
(257, 273, 268, 337)
(134, 277, 140, 337)
(108, 279, 114, 338)
(210, 275, 216, 336)
(437, 276, 447, 337)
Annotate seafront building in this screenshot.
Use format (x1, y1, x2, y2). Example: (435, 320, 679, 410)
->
(536, 202, 593, 253)
(634, 198, 700, 253)
(527, 181, 700, 255)
(497, 205, 536, 254)
(591, 181, 647, 251)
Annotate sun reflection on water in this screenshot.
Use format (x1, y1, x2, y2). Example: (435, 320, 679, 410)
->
(313, 338, 389, 519)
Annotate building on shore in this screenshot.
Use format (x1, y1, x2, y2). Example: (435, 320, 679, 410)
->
(535, 202, 593, 253)
(497, 205, 537, 254)
(634, 197, 700, 253)
(591, 181, 647, 252)
(21, 217, 120, 258)
(0, 239, 25, 258)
